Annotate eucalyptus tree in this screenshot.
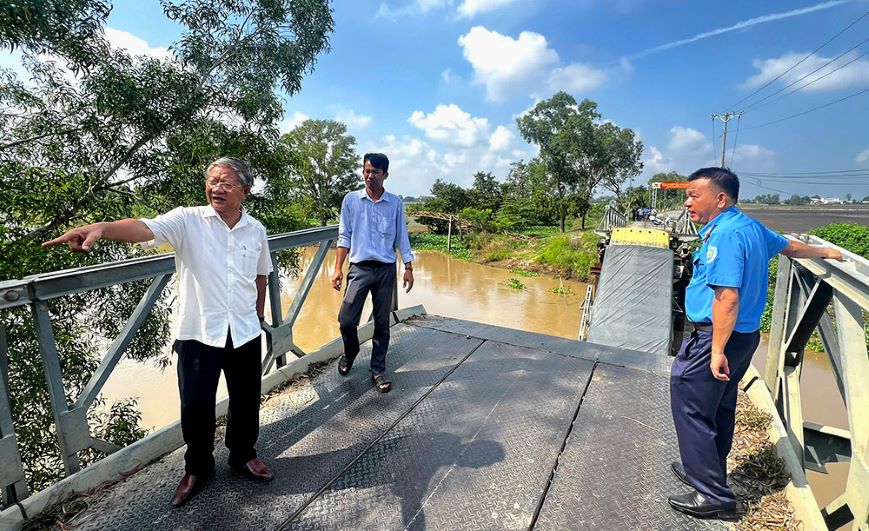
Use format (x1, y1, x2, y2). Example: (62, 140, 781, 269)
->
(278, 119, 358, 226)
(0, 0, 334, 491)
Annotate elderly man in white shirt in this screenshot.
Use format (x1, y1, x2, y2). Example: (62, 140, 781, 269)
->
(43, 157, 274, 508)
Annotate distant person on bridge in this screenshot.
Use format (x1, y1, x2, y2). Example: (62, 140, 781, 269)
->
(43, 157, 275, 509)
(331, 152, 415, 394)
(668, 167, 842, 520)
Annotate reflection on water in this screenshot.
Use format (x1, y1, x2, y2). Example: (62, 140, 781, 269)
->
(102, 248, 587, 430)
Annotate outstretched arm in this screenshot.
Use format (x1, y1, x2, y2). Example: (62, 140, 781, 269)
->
(42, 219, 155, 252)
(781, 240, 843, 261)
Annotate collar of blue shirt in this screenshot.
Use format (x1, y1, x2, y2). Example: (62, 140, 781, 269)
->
(357, 188, 392, 203)
(699, 205, 738, 240)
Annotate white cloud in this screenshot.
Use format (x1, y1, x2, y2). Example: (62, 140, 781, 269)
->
(489, 125, 514, 151)
(278, 111, 310, 133)
(104, 27, 171, 61)
(547, 63, 607, 93)
(458, 0, 519, 18)
(856, 148, 869, 164)
(742, 51, 869, 93)
(408, 104, 490, 148)
(333, 107, 372, 129)
(643, 126, 775, 177)
(362, 129, 531, 196)
(458, 26, 558, 102)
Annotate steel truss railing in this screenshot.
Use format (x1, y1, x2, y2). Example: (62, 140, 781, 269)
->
(0, 225, 399, 508)
(596, 204, 627, 233)
(764, 235, 868, 530)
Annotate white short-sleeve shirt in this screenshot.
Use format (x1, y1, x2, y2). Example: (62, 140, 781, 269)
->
(141, 205, 273, 348)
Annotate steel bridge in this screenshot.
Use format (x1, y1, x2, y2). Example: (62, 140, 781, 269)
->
(0, 224, 866, 530)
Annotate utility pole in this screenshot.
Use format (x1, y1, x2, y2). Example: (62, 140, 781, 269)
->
(711, 111, 744, 167)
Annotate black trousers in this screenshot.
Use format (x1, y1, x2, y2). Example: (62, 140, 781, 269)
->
(337, 261, 396, 375)
(174, 332, 261, 475)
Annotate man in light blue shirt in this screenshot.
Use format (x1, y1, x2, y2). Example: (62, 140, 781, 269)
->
(331, 153, 414, 393)
(668, 167, 842, 520)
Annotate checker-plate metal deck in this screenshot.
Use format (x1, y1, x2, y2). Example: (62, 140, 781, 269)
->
(64, 314, 728, 530)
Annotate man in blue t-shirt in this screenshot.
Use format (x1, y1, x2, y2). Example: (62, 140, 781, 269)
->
(668, 167, 842, 519)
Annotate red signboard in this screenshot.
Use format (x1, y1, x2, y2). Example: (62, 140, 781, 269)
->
(651, 182, 689, 189)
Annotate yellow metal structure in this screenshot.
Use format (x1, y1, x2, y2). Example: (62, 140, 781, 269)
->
(609, 228, 670, 248)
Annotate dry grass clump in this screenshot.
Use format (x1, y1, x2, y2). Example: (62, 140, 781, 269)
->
(729, 393, 802, 530)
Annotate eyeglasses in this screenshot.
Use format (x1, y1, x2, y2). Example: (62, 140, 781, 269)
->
(206, 179, 245, 191)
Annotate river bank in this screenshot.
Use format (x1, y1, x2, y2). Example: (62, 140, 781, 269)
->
(409, 227, 601, 281)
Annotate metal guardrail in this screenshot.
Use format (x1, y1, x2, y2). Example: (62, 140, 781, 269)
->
(596, 205, 627, 233)
(764, 235, 868, 530)
(0, 225, 402, 508)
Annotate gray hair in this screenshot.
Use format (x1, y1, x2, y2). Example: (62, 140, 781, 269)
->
(205, 157, 254, 187)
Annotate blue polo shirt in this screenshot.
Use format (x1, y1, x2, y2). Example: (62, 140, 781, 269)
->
(685, 206, 788, 333)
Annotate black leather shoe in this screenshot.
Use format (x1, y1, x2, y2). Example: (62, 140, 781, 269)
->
(671, 461, 692, 487)
(170, 474, 205, 508)
(668, 490, 739, 519)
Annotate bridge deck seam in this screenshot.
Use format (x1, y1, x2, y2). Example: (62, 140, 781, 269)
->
(274, 336, 487, 530)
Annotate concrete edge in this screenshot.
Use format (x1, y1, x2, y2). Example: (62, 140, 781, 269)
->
(741, 365, 826, 531)
(0, 304, 428, 531)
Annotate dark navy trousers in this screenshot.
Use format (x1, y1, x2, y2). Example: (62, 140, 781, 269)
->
(670, 328, 759, 507)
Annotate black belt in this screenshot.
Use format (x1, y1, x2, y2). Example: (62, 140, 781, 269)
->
(690, 321, 712, 333)
(352, 260, 393, 268)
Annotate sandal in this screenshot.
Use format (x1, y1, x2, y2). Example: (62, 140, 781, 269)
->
(371, 373, 392, 393)
(338, 355, 353, 376)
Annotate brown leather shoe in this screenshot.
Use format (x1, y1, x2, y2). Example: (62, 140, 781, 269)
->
(232, 457, 274, 482)
(170, 474, 204, 508)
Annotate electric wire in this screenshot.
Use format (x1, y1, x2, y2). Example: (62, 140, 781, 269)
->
(739, 168, 869, 176)
(728, 115, 741, 167)
(726, 9, 869, 110)
(711, 118, 718, 163)
(744, 38, 869, 112)
(744, 87, 869, 129)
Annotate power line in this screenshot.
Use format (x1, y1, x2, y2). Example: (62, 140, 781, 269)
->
(726, 9, 869, 110)
(740, 172, 869, 179)
(739, 168, 869, 175)
(728, 114, 742, 166)
(711, 118, 718, 163)
(744, 87, 869, 129)
(744, 39, 869, 112)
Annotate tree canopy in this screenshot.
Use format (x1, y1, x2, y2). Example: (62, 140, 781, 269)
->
(0, 0, 334, 492)
(278, 119, 359, 226)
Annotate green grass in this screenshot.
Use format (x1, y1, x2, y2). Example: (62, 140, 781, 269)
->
(507, 278, 526, 290)
(510, 268, 539, 277)
(536, 233, 599, 279)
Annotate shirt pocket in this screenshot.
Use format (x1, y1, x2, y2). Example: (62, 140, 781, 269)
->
(238, 242, 261, 278)
(377, 214, 395, 239)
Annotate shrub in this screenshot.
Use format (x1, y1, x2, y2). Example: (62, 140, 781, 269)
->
(809, 223, 869, 258)
(536, 234, 598, 279)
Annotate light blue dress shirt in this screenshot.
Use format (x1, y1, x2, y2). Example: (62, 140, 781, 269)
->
(685, 206, 788, 333)
(337, 189, 415, 265)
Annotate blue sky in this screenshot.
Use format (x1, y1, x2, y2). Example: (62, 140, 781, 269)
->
(5, 0, 869, 200)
